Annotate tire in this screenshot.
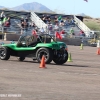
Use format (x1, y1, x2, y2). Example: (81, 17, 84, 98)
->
(53, 50, 68, 65)
(17, 57, 25, 61)
(0, 47, 10, 60)
(36, 48, 53, 64)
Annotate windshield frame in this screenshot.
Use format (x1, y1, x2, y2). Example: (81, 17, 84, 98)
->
(38, 34, 56, 43)
(17, 34, 56, 46)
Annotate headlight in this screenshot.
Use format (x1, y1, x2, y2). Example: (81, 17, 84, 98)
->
(60, 45, 66, 49)
(65, 45, 68, 51)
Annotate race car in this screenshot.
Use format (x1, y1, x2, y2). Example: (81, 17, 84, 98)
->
(0, 34, 68, 65)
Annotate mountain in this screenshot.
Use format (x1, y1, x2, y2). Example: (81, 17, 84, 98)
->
(11, 2, 53, 13)
(77, 13, 87, 17)
(0, 6, 5, 9)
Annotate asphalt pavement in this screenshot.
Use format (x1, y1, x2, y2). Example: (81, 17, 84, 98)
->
(0, 41, 100, 100)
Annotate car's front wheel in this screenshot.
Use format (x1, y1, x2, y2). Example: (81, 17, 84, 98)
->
(53, 50, 68, 65)
(0, 47, 10, 60)
(36, 48, 53, 64)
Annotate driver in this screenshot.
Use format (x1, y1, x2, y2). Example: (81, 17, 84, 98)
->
(28, 35, 42, 46)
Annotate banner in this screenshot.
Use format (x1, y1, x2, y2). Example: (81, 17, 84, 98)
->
(55, 31, 62, 40)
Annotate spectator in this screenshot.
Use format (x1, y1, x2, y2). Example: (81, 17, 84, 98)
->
(54, 16, 58, 25)
(48, 23, 52, 30)
(46, 15, 51, 24)
(79, 30, 85, 37)
(48, 23, 53, 34)
(25, 16, 28, 22)
(47, 17, 51, 24)
(41, 14, 45, 19)
(21, 18, 28, 35)
(64, 17, 69, 26)
(20, 17, 24, 34)
(31, 22, 36, 28)
(70, 18, 75, 26)
(70, 27, 75, 37)
(0, 11, 5, 21)
(4, 17, 11, 27)
(54, 23, 59, 31)
(20, 17, 24, 24)
(42, 16, 47, 23)
(59, 20, 64, 27)
(3, 16, 7, 23)
(58, 16, 62, 23)
(39, 27, 45, 34)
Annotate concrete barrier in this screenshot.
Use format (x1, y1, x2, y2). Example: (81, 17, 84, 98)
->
(4, 33, 21, 41)
(57, 38, 82, 46)
(1, 33, 82, 46)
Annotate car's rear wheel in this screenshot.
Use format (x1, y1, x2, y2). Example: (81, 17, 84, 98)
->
(36, 48, 53, 64)
(0, 47, 10, 60)
(53, 50, 68, 65)
(17, 57, 25, 61)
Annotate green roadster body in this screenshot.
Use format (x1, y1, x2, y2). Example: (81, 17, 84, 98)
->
(0, 34, 68, 64)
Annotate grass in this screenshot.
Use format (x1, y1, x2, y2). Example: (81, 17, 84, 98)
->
(84, 18, 100, 39)
(84, 18, 100, 31)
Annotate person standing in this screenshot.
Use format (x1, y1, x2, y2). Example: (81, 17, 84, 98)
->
(0, 11, 5, 21)
(40, 27, 44, 34)
(20, 17, 28, 35)
(0, 11, 5, 27)
(70, 27, 75, 37)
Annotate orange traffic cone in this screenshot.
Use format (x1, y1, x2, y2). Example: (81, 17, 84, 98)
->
(39, 55, 46, 68)
(96, 48, 100, 55)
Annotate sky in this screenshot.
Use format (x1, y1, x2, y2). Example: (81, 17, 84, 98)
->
(0, 0, 99, 18)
